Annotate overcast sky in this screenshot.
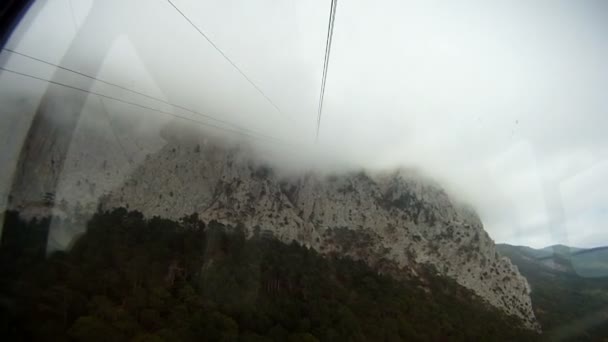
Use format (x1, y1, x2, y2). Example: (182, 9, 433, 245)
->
(1, 0, 608, 248)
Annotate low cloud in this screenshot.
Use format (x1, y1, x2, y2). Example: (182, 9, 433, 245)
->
(2, 0, 608, 247)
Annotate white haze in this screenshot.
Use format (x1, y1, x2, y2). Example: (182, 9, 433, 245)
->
(1, 0, 608, 248)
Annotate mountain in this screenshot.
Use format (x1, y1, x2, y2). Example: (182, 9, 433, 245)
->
(546, 246, 608, 278)
(6, 114, 539, 330)
(536, 244, 586, 259)
(540, 244, 586, 254)
(99, 134, 539, 329)
(500, 243, 608, 278)
(497, 244, 608, 340)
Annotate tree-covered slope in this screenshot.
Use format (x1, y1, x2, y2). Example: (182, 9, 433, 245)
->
(0, 209, 537, 341)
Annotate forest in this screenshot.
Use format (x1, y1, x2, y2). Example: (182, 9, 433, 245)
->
(0, 208, 537, 341)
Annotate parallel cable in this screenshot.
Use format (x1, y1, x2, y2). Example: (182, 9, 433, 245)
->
(0, 66, 291, 147)
(166, 0, 288, 120)
(1, 48, 282, 143)
(316, 0, 338, 142)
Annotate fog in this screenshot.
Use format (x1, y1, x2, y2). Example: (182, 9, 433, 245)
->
(1, 0, 608, 248)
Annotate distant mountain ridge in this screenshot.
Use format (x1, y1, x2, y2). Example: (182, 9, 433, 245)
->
(503, 244, 586, 260)
(572, 246, 608, 260)
(499, 243, 608, 278)
(539, 244, 586, 255)
(497, 243, 608, 340)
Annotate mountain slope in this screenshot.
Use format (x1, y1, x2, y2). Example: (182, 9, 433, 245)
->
(92, 129, 537, 329)
(497, 244, 608, 340)
(6, 117, 540, 330)
(557, 247, 608, 278)
(0, 210, 538, 341)
(502, 243, 608, 278)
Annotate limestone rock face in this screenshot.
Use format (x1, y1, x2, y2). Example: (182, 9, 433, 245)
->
(97, 137, 538, 330)
(6, 115, 539, 330)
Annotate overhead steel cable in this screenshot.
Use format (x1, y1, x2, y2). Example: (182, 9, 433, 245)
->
(1, 48, 288, 144)
(0, 66, 293, 147)
(316, 0, 338, 142)
(166, 0, 289, 120)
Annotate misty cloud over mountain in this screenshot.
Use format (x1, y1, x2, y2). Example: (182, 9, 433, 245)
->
(1, 0, 608, 248)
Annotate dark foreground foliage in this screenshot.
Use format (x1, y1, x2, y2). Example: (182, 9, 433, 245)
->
(0, 208, 537, 341)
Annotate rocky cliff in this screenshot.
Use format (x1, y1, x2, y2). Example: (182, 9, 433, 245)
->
(5, 110, 540, 330)
(96, 133, 538, 330)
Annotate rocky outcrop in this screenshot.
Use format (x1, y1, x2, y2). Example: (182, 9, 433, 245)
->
(95, 134, 539, 330)
(5, 113, 540, 330)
